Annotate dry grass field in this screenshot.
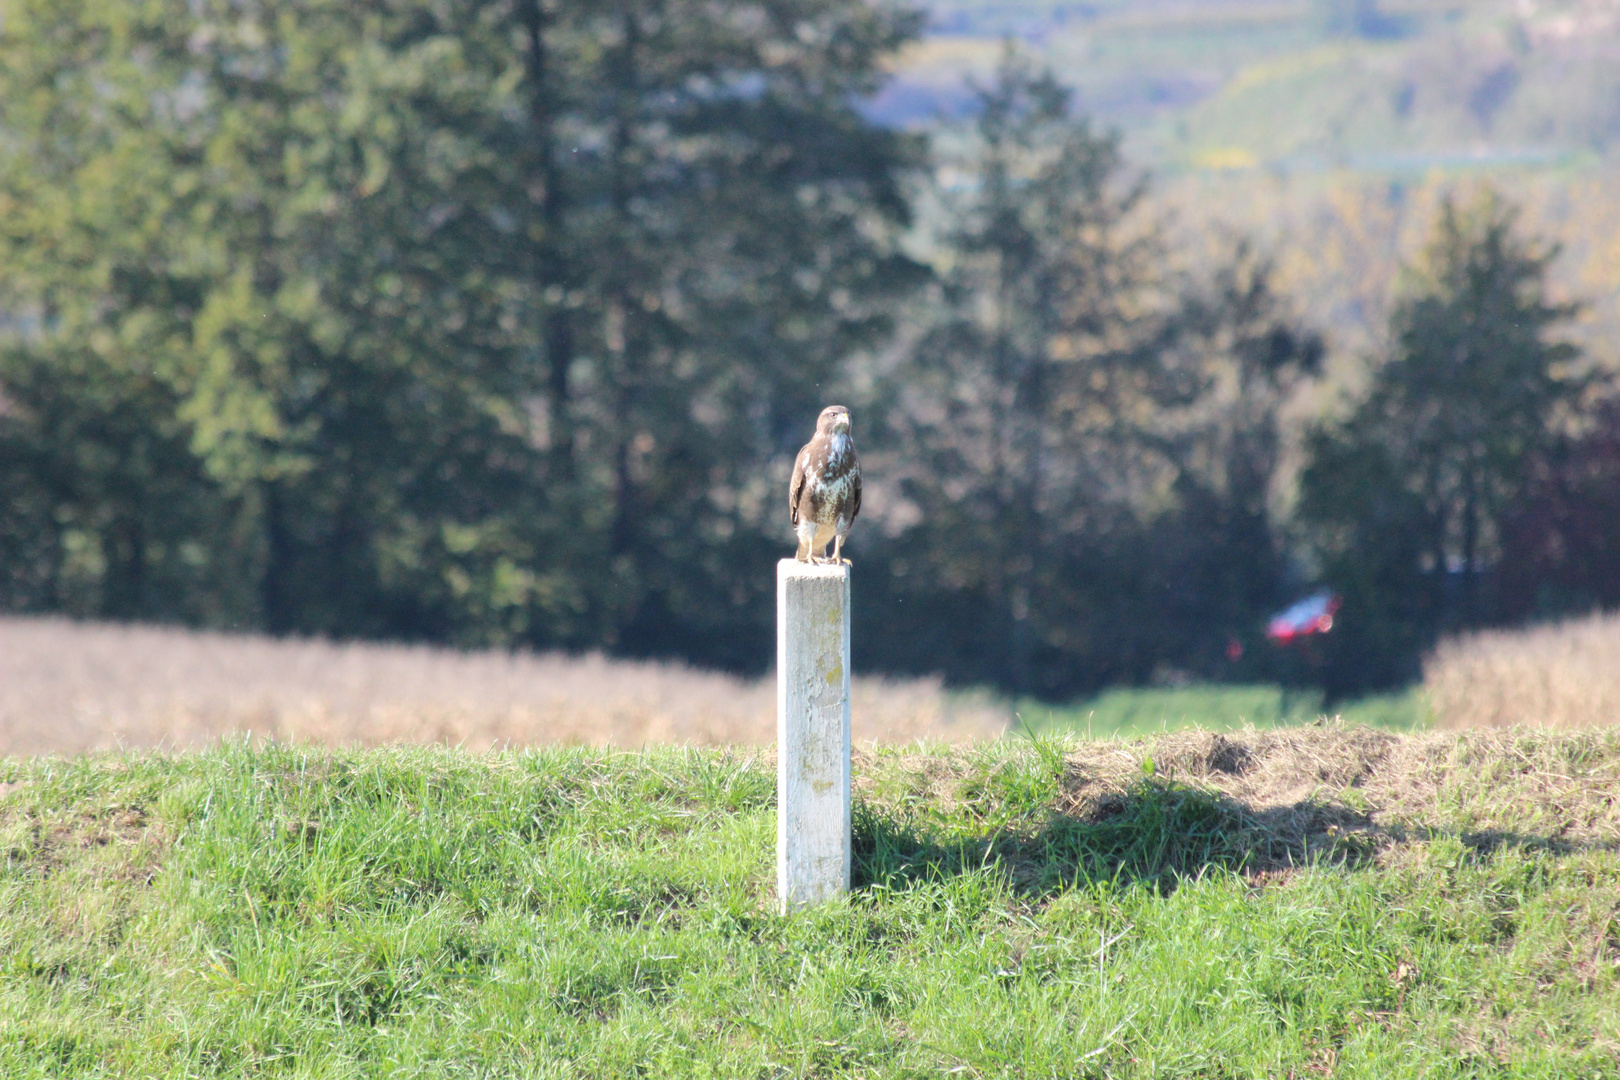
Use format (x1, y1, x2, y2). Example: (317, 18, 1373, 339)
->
(6, 608, 1620, 757)
(0, 616, 1009, 756)
(1425, 611, 1620, 729)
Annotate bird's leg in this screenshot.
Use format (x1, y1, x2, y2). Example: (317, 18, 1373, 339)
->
(831, 534, 851, 566)
(808, 523, 831, 564)
(795, 518, 815, 562)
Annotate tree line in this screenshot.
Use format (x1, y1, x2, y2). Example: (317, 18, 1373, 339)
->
(0, 0, 1611, 699)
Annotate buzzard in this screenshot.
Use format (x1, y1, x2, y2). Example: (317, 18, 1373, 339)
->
(789, 405, 862, 564)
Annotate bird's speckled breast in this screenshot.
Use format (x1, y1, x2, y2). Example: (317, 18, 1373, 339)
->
(806, 433, 857, 524)
(810, 472, 855, 524)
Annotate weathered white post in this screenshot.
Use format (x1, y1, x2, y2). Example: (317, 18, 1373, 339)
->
(776, 559, 852, 913)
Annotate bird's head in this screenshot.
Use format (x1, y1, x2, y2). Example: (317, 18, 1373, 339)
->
(817, 405, 851, 436)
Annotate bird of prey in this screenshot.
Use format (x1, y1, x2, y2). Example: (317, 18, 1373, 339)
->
(789, 405, 862, 564)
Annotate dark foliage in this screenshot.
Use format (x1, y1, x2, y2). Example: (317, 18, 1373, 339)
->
(1298, 192, 1598, 696)
(0, 6, 1609, 697)
(1498, 399, 1620, 620)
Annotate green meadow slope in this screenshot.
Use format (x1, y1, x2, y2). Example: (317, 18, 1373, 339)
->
(3, 728, 1618, 1077)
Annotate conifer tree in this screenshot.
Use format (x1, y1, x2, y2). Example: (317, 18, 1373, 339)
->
(879, 49, 1171, 694)
(0, 0, 924, 664)
(1300, 190, 1588, 689)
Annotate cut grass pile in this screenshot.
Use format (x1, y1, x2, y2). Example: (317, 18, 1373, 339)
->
(4, 726, 1619, 1077)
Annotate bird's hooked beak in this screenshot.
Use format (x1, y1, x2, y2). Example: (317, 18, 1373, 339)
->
(832, 411, 851, 434)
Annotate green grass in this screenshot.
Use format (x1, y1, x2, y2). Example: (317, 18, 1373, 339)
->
(1017, 684, 1431, 739)
(2, 733, 1617, 1077)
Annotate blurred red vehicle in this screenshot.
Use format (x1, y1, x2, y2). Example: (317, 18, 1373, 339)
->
(1266, 591, 1340, 645)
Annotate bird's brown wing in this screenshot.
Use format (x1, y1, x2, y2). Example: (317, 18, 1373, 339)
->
(850, 461, 861, 522)
(789, 443, 810, 525)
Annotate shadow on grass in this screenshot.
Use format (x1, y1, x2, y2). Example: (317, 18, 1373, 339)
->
(852, 779, 1619, 899)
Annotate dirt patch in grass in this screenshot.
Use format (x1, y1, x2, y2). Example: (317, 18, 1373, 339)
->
(856, 725, 1620, 888)
(1078, 725, 1620, 850)
(2, 804, 166, 884)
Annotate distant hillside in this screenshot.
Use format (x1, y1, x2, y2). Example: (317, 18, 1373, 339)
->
(881, 0, 1620, 373)
(878, 0, 1620, 173)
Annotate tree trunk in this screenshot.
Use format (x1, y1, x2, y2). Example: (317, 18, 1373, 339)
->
(607, 300, 638, 558)
(1460, 448, 1480, 628)
(518, 0, 575, 475)
(606, 6, 642, 559)
(102, 513, 146, 619)
(1009, 352, 1045, 697)
(261, 480, 294, 634)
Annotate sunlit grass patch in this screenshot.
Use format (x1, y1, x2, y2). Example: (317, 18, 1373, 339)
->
(2, 729, 1617, 1077)
(1016, 683, 1431, 738)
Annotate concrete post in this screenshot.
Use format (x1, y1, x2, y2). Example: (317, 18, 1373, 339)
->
(776, 559, 851, 913)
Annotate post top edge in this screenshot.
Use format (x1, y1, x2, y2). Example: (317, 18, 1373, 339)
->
(776, 559, 851, 580)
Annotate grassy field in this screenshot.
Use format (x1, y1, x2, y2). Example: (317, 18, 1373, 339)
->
(1018, 684, 1431, 739)
(11, 610, 1620, 759)
(4, 727, 1618, 1077)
